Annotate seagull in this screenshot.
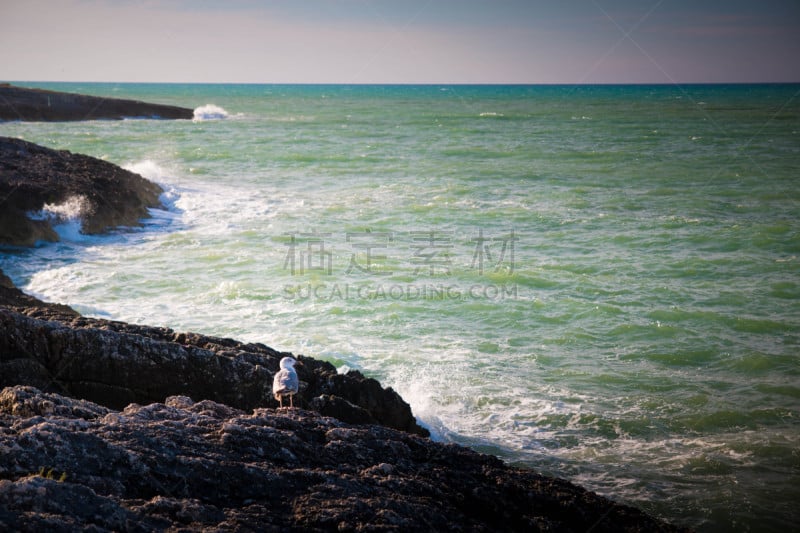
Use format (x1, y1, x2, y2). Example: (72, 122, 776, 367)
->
(272, 357, 299, 408)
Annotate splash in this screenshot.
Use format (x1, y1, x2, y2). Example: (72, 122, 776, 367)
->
(123, 160, 182, 226)
(27, 195, 91, 242)
(124, 159, 172, 182)
(124, 160, 178, 205)
(28, 195, 88, 222)
(193, 104, 229, 121)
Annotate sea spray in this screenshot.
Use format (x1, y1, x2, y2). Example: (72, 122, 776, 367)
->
(193, 104, 229, 121)
(26, 195, 91, 243)
(119, 160, 184, 234)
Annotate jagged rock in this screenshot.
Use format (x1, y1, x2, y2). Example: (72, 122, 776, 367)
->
(0, 136, 165, 246)
(0, 305, 428, 437)
(0, 84, 193, 122)
(0, 386, 687, 532)
(0, 268, 79, 316)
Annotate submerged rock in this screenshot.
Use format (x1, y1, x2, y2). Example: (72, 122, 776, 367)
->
(0, 386, 687, 532)
(0, 84, 193, 122)
(0, 136, 164, 246)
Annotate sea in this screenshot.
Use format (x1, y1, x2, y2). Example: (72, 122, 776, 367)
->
(1, 82, 798, 532)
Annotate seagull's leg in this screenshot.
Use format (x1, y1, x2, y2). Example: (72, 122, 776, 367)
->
(289, 395, 293, 408)
(278, 396, 283, 408)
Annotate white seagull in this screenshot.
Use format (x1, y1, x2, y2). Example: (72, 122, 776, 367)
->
(272, 357, 299, 408)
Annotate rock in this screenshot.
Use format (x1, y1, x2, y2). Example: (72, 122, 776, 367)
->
(0, 269, 13, 289)
(0, 136, 165, 246)
(0, 268, 79, 316)
(0, 305, 428, 437)
(0, 84, 193, 122)
(0, 386, 688, 532)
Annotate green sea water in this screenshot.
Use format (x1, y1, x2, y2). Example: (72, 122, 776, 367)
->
(2, 82, 799, 531)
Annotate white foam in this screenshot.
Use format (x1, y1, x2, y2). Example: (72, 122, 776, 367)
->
(27, 196, 95, 243)
(123, 160, 183, 230)
(124, 160, 173, 183)
(193, 104, 229, 121)
(27, 195, 88, 223)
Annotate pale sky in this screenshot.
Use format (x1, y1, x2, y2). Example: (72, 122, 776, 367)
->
(2, 0, 799, 84)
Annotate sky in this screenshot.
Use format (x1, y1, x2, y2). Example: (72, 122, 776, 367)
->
(2, 0, 799, 84)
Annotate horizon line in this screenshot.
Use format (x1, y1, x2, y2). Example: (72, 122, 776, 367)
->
(6, 80, 800, 87)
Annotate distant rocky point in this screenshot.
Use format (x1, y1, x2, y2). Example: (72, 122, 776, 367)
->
(0, 83, 194, 121)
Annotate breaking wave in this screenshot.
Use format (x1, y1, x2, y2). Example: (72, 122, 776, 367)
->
(193, 104, 229, 121)
(27, 196, 91, 242)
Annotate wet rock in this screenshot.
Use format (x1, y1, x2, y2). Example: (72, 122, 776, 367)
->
(0, 305, 428, 436)
(0, 136, 165, 246)
(0, 268, 79, 316)
(0, 83, 193, 122)
(0, 386, 688, 532)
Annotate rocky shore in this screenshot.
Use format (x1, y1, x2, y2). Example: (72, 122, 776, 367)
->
(0, 84, 194, 122)
(0, 136, 164, 246)
(0, 385, 686, 532)
(0, 135, 688, 529)
(0, 302, 425, 437)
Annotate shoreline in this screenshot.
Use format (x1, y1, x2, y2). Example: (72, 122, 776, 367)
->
(0, 101, 688, 529)
(0, 277, 687, 531)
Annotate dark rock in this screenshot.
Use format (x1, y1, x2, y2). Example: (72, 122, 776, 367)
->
(0, 268, 79, 316)
(0, 386, 688, 532)
(0, 83, 193, 122)
(0, 269, 12, 288)
(0, 305, 428, 437)
(0, 136, 164, 246)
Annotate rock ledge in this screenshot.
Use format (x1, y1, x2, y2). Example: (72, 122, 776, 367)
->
(0, 385, 687, 532)
(0, 84, 194, 122)
(0, 304, 427, 437)
(0, 136, 164, 246)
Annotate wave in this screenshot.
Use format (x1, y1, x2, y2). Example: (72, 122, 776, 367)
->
(124, 160, 179, 206)
(124, 159, 173, 181)
(123, 160, 183, 229)
(193, 104, 229, 121)
(26, 196, 93, 243)
(27, 195, 88, 223)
